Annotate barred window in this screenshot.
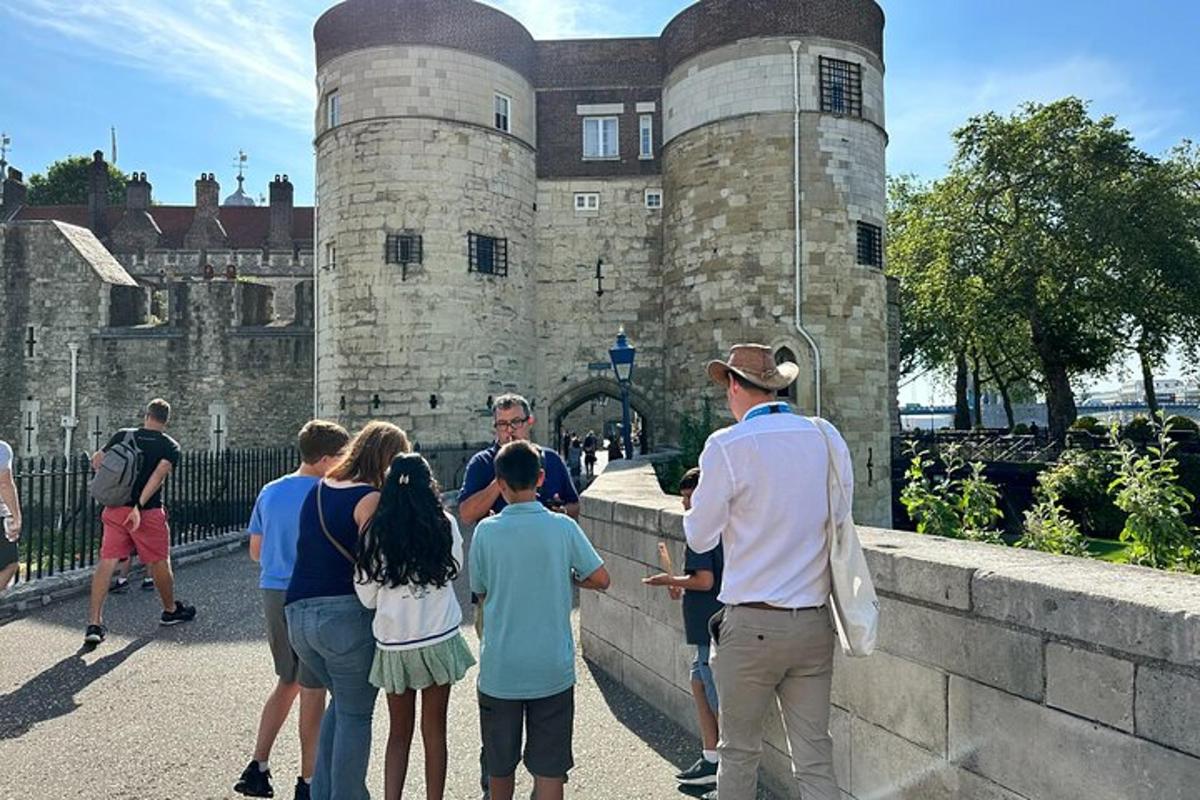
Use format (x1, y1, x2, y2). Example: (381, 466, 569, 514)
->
(385, 233, 422, 265)
(820, 57, 862, 117)
(857, 222, 883, 268)
(468, 232, 508, 276)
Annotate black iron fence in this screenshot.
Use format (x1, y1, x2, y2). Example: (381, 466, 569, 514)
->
(8, 447, 296, 587)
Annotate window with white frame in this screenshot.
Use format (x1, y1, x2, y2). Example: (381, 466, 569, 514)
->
(644, 189, 663, 210)
(327, 90, 340, 128)
(639, 114, 654, 159)
(494, 93, 511, 133)
(574, 193, 600, 212)
(325, 241, 337, 271)
(583, 116, 619, 159)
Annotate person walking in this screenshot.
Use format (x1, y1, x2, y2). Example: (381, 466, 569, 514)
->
(0, 440, 22, 593)
(355, 454, 475, 800)
(285, 421, 410, 800)
(85, 399, 195, 645)
(235, 420, 350, 800)
(582, 432, 597, 478)
(685, 344, 853, 800)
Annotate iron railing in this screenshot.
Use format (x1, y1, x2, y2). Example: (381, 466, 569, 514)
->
(8, 447, 296, 587)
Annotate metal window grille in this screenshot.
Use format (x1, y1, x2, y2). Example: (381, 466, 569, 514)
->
(857, 222, 883, 268)
(385, 234, 422, 265)
(468, 232, 508, 276)
(820, 57, 862, 117)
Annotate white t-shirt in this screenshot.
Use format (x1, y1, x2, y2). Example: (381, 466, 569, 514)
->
(354, 511, 464, 651)
(0, 440, 12, 518)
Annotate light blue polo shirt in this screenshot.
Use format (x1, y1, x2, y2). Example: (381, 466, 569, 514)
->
(469, 501, 604, 700)
(248, 474, 319, 591)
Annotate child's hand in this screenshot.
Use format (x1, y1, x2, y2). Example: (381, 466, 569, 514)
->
(668, 586, 682, 601)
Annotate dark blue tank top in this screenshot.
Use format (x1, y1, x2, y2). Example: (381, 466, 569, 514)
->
(285, 482, 376, 604)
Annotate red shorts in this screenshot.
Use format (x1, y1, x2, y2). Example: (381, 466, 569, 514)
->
(100, 507, 171, 564)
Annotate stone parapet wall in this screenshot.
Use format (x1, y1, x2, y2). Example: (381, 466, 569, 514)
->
(579, 463, 1200, 800)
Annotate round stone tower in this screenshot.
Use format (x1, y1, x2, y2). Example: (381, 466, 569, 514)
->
(313, 0, 538, 443)
(660, 0, 892, 524)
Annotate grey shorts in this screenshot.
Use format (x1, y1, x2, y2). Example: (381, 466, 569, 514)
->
(263, 589, 322, 689)
(479, 687, 574, 780)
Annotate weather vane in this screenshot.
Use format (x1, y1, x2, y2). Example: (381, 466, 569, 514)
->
(233, 149, 248, 182)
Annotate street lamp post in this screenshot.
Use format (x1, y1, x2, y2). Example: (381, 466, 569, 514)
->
(609, 326, 636, 460)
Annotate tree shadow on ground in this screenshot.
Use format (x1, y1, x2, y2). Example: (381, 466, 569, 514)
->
(0, 636, 152, 740)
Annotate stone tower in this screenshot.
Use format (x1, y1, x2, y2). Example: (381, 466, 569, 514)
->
(660, 0, 891, 522)
(313, 0, 539, 442)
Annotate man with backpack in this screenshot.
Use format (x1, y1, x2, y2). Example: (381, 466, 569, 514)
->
(85, 398, 195, 645)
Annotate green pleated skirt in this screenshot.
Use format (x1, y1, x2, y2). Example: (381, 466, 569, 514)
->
(369, 632, 476, 694)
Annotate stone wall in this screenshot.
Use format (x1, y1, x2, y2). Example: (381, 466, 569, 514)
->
(579, 463, 1200, 800)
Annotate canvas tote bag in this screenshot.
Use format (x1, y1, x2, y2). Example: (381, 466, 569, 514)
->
(812, 418, 879, 657)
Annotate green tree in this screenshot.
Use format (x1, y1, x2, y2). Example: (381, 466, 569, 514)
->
(27, 155, 126, 206)
(952, 98, 1141, 441)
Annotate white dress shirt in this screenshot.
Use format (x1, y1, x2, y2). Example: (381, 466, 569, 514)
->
(683, 403, 854, 609)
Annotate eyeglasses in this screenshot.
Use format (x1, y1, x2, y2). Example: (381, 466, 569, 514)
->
(493, 418, 529, 432)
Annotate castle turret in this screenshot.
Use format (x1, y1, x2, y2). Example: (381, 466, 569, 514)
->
(313, 0, 538, 440)
(660, 0, 891, 524)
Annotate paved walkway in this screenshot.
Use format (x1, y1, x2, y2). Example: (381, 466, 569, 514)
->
(0, 549, 770, 799)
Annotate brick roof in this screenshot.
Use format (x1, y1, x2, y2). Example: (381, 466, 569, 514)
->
(13, 205, 314, 250)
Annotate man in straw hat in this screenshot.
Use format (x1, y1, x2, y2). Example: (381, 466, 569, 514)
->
(684, 344, 853, 800)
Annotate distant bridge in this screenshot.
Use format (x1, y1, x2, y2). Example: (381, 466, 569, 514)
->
(901, 403, 1200, 416)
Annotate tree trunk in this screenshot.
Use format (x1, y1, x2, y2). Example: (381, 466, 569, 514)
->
(1040, 356, 1077, 442)
(970, 349, 983, 429)
(954, 350, 971, 430)
(982, 352, 1016, 430)
(1138, 346, 1160, 419)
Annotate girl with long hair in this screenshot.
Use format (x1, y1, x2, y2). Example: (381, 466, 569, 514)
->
(285, 421, 409, 800)
(355, 454, 474, 800)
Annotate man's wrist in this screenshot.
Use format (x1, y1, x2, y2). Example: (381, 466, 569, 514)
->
(133, 501, 143, 511)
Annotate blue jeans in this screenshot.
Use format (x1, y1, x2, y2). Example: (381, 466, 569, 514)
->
(286, 595, 378, 800)
(691, 644, 719, 711)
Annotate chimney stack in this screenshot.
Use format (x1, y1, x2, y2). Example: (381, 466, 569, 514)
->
(126, 172, 152, 209)
(87, 150, 109, 236)
(194, 172, 220, 210)
(268, 174, 294, 249)
(184, 172, 228, 249)
(1, 167, 26, 218)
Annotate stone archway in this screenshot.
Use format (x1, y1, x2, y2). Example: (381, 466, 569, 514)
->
(548, 376, 658, 454)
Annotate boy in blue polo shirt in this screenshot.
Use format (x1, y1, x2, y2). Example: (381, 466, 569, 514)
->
(470, 440, 609, 800)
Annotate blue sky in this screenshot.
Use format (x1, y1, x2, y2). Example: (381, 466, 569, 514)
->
(1, 0, 1196, 397)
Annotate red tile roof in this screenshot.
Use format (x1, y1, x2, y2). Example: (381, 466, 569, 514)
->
(14, 204, 314, 250)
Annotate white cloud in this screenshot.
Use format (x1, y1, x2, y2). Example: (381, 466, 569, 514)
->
(887, 55, 1181, 178)
(5, 0, 319, 133)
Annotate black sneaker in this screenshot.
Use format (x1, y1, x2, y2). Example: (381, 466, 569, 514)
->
(84, 623, 107, 645)
(160, 601, 197, 626)
(234, 760, 273, 797)
(293, 777, 309, 800)
(110, 576, 130, 594)
(677, 757, 718, 786)
(141, 576, 155, 591)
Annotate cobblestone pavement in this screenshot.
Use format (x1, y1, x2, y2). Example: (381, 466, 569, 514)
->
(0, 549, 776, 799)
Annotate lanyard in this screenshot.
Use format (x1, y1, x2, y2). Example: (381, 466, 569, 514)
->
(743, 403, 794, 422)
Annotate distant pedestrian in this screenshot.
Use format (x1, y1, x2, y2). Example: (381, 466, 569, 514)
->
(567, 437, 583, 482)
(470, 441, 610, 800)
(85, 399, 195, 645)
(686, 345, 852, 800)
(235, 420, 349, 800)
(644, 467, 723, 789)
(285, 421, 409, 800)
(582, 431, 597, 477)
(355, 454, 475, 800)
(0, 440, 21, 593)
(606, 436, 623, 463)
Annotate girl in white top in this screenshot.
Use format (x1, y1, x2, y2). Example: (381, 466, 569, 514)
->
(355, 453, 475, 800)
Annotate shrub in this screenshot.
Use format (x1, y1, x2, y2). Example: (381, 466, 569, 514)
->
(900, 443, 1004, 543)
(1071, 415, 1103, 433)
(1108, 419, 1198, 571)
(1038, 449, 1125, 538)
(1165, 415, 1199, 434)
(1123, 415, 1155, 443)
(1018, 483, 1090, 556)
(1011, 423, 1031, 435)
(654, 400, 717, 494)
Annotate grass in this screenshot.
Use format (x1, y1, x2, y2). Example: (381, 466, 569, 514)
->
(1086, 537, 1132, 563)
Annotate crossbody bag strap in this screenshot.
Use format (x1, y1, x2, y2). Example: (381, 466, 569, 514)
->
(316, 482, 357, 565)
(811, 418, 849, 525)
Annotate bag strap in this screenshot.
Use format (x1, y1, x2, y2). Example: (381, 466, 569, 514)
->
(316, 481, 357, 565)
(811, 418, 850, 527)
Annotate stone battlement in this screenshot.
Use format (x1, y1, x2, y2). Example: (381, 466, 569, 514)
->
(579, 462, 1200, 799)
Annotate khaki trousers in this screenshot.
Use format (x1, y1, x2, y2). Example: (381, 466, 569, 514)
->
(711, 605, 838, 800)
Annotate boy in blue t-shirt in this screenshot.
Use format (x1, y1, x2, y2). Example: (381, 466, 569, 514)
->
(234, 420, 349, 800)
(470, 440, 609, 800)
(644, 467, 724, 789)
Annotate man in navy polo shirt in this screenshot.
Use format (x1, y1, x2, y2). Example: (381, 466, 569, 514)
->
(458, 393, 579, 800)
(459, 393, 580, 525)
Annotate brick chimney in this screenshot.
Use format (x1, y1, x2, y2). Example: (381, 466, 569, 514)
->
(87, 150, 109, 236)
(126, 172, 152, 209)
(0, 167, 26, 220)
(184, 172, 228, 249)
(268, 174, 294, 249)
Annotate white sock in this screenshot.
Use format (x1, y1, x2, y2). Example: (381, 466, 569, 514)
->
(257, 760, 269, 772)
(703, 750, 719, 763)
